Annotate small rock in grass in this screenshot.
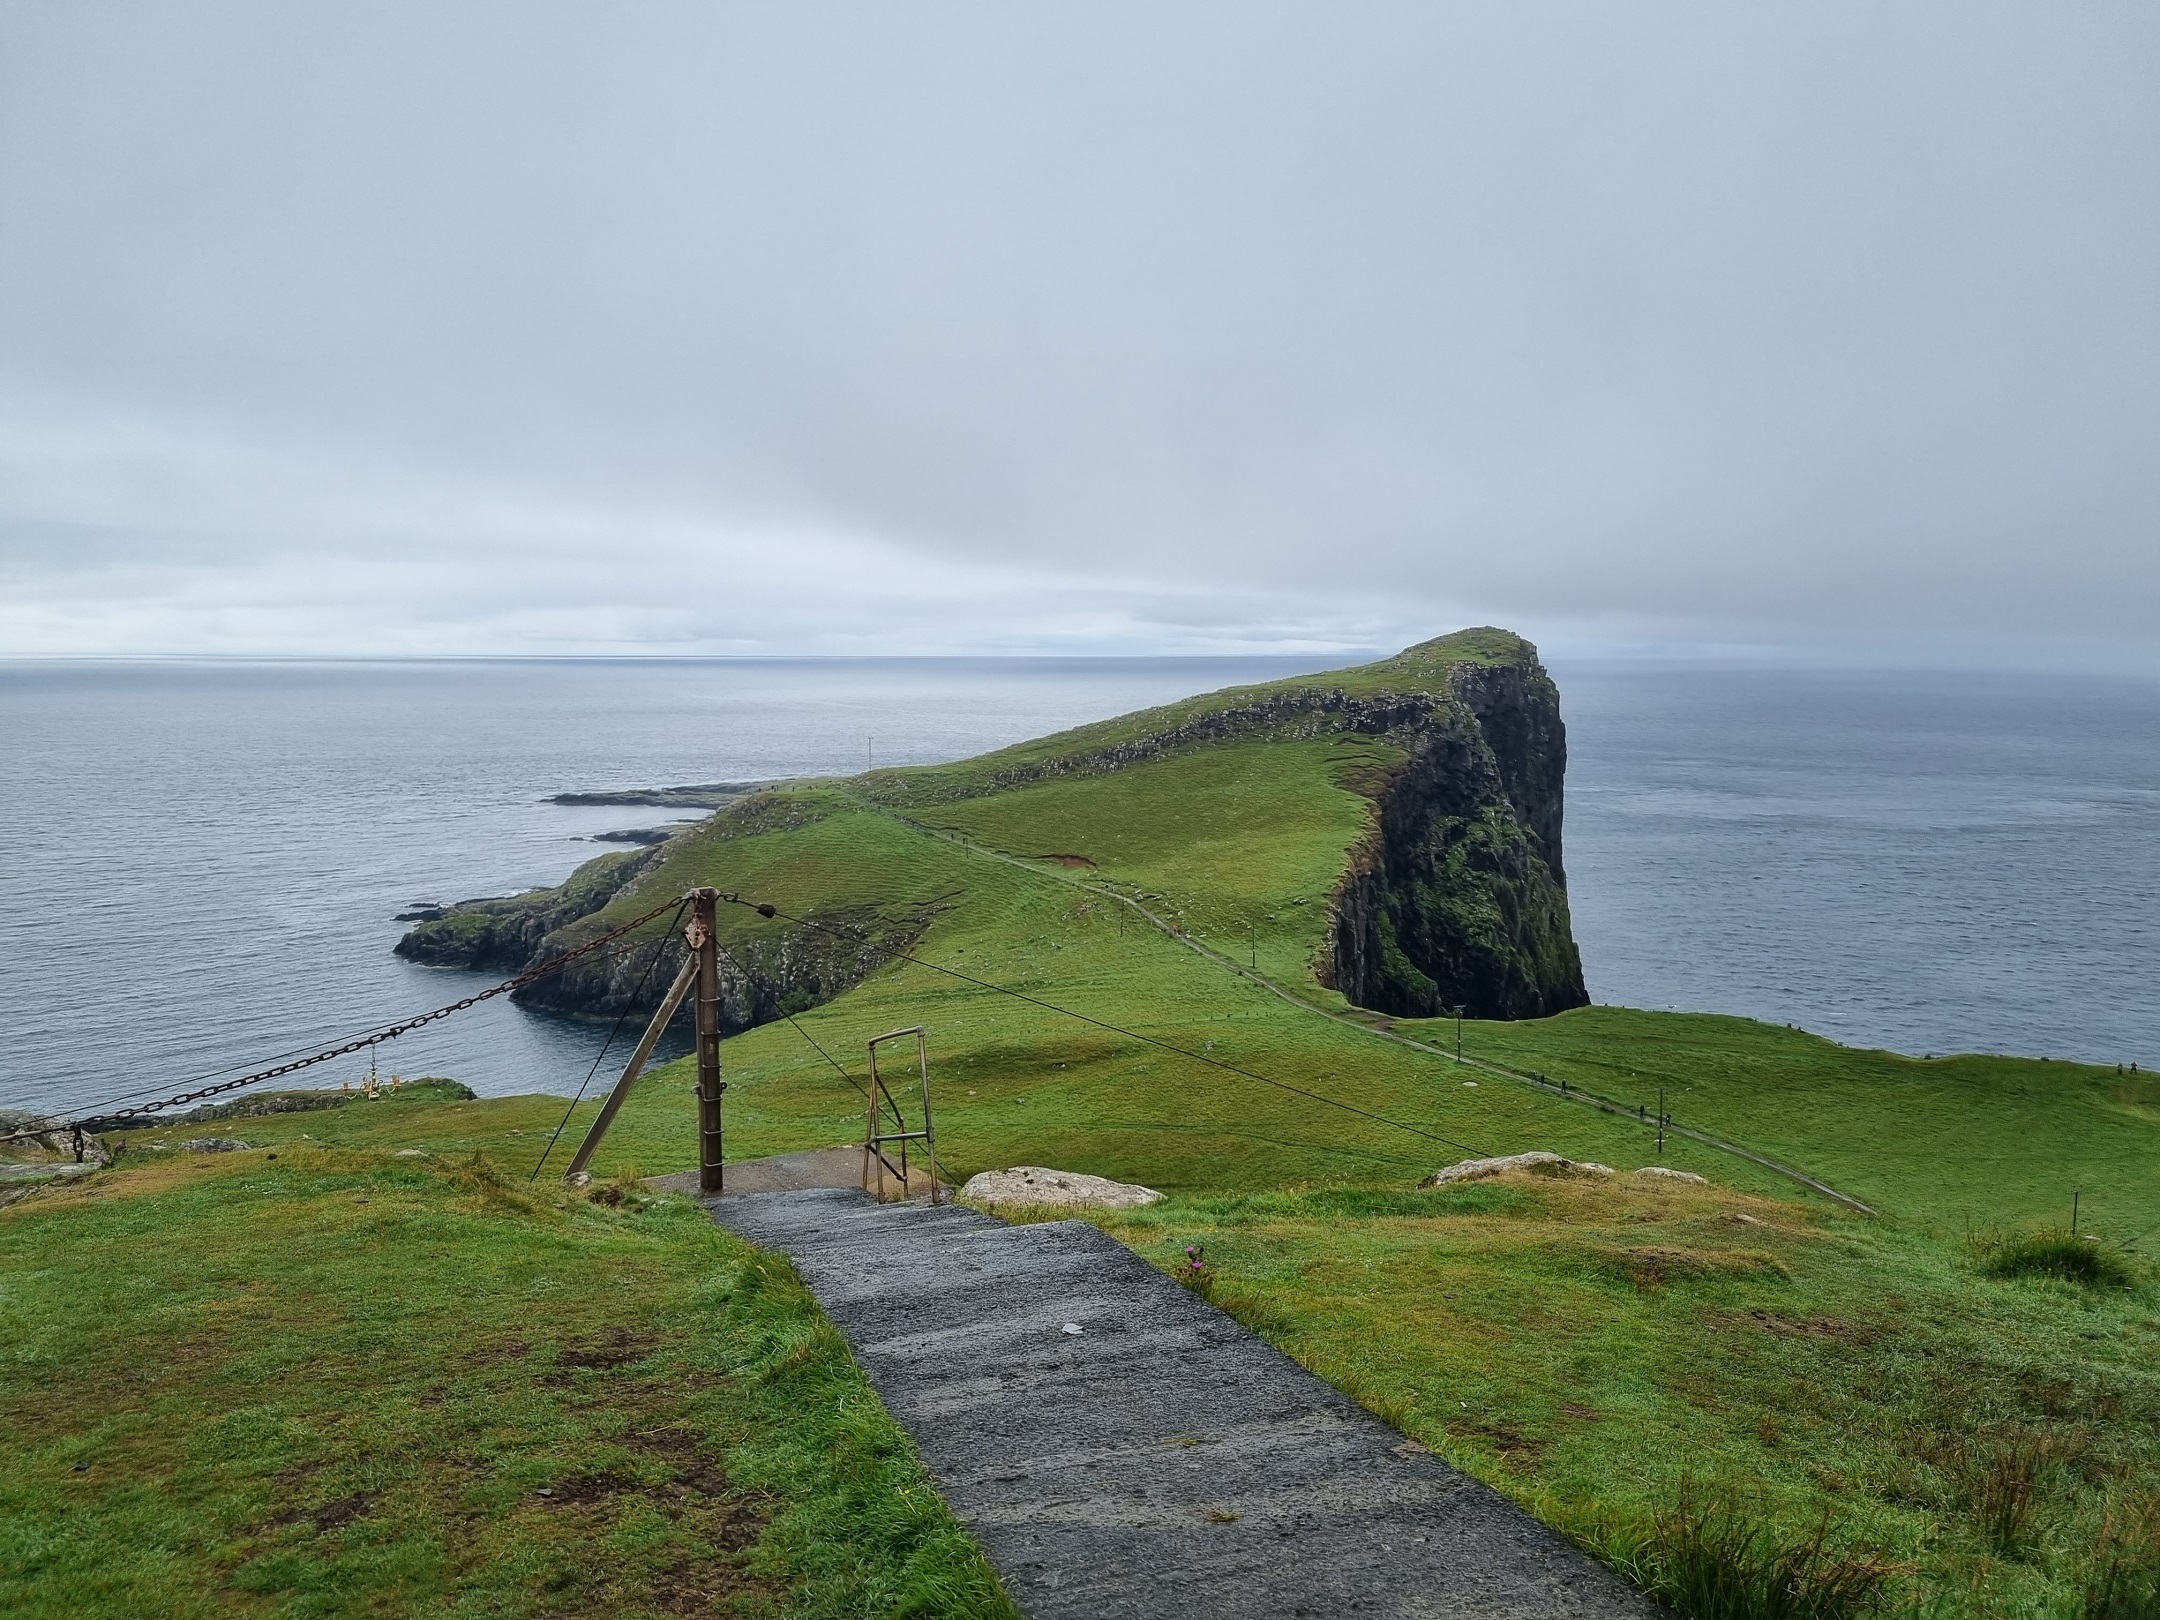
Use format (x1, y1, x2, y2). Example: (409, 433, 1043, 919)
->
(0, 1162, 96, 1184)
(182, 1138, 250, 1153)
(1062, 1322, 1084, 1335)
(1634, 1166, 1707, 1185)
(960, 1166, 1163, 1209)
(1422, 1151, 1615, 1187)
(394, 1149, 427, 1157)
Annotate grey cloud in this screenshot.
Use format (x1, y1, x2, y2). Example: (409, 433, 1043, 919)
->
(1, 2, 2156, 659)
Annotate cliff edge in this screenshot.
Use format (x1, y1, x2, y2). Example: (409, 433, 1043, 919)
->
(1322, 637, 1586, 1018)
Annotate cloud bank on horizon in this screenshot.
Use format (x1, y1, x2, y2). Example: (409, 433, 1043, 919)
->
(2, 3, 2156, 666)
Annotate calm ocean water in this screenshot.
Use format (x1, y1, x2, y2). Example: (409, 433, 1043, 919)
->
(1, 657, 2154, 1119)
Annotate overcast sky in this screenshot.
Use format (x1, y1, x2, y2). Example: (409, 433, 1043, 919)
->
(2, 3, 2156, 664)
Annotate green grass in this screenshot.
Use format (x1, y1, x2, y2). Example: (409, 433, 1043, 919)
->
(230, 753, 2160, 1240)
(1083, 1173, 2160, 1619)
(0, 1147, 1014, 1620)
(1454, 1006, 2160, 1235)
(540, 800, 2159, 1239)
(852, 625, 1521, 808)
(1978, 1227, 2139, 1289)
(1596, 1490, 1892, 1620)
(392, 619, 2160, 1235)
(915, 734, 1396, 980)
(494, 623, 2160, 1233)
(36, 630, 2160, 1618)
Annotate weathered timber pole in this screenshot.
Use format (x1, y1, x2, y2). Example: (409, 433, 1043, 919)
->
(690, 888, 725, 1195)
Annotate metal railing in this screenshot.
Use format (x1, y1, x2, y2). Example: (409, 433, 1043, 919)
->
(862, 1025, 945, 1203)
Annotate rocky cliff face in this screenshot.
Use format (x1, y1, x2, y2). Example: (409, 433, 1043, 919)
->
(512, 903, 920, 1035)
(394, 846, 661, 975)
(1322, 648, 1588, 1020)
(395, 838, 921, 1036)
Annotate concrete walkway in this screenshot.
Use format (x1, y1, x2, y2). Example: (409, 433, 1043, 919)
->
(649, 1145, 945, 1200)
(707, 1187, 1663, 1619)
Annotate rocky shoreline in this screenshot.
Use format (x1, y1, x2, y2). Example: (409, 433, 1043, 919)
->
(547, 781, 766, 808)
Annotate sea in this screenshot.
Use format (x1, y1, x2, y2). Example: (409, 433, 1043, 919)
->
(2, 657, 2154, 1121)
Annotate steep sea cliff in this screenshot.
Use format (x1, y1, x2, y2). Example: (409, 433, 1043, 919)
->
(1325, 653, 1586, 1019)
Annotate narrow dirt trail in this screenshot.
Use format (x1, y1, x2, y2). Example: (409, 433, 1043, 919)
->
(708, 1186, 1665, 1619)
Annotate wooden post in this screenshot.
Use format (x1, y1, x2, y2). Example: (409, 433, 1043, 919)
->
(691, 888, 724, 1195)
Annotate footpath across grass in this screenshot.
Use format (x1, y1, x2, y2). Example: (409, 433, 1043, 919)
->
(0, 1146, 1014, 1620)
(1083, 1169, 2160, 1620)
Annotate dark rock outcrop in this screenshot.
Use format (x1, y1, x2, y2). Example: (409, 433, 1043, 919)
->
(1323, 652, 1588, 1020)
(549, 782, 763, 808)
(514, 903, 924, 1035)
(394, 847, 661, 975)
(395, 810, 925, 1035)
(587, 825, 691, 846)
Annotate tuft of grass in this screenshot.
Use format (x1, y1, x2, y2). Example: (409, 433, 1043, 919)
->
(1598, 1491, 1891, 1620)
(1977, 1227, 2137, 1289)
(2085, 1496, 2160, 1620)
(1963, 1433, 2046, 1557)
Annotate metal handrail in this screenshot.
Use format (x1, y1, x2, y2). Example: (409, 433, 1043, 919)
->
(863, 1025, 944, 1203)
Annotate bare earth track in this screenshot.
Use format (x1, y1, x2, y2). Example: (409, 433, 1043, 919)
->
(707, 1186, 1664, 1619)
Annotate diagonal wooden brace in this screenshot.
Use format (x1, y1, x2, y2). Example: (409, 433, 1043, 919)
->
(562, 952, 700, 1181)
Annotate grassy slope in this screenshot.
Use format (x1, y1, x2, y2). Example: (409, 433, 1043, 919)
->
(0, 1136, 1014, 1620)
(598, 808, 1698, 1198)
(1455, 1008, 2160, 1238)
(209, 624, 2153, 1232)
(1090, 1175, 2160, 1620)
(918, 734, 1403, 980)
(533, 719, 2160, 1236)
(856, 625, 1517, 804)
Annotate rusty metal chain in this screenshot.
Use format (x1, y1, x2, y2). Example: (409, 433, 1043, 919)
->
(12, 896, 687, 1140)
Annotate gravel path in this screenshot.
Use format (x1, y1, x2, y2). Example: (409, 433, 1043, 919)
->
(707, 1187, 1664, 1619)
